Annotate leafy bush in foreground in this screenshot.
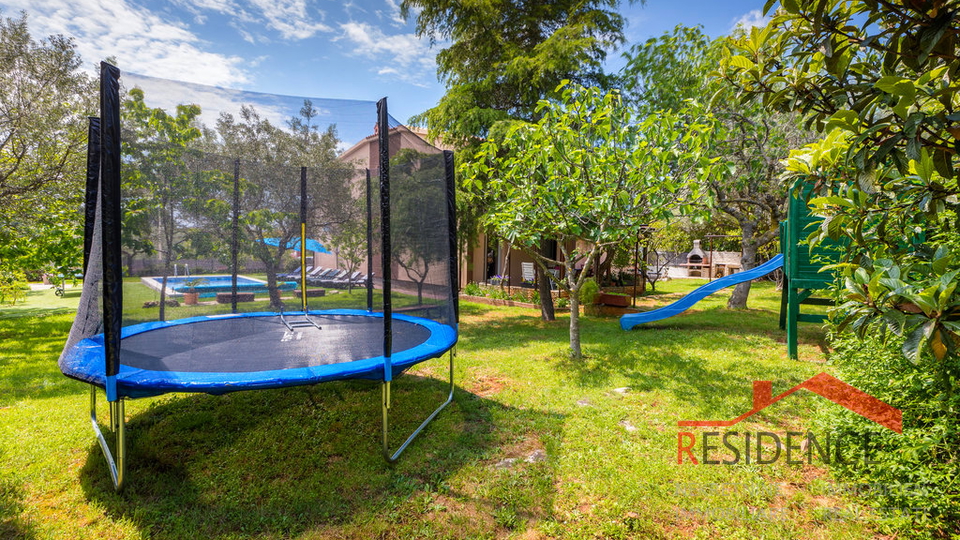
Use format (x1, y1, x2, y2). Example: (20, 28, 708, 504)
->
(819, 331, 960, 538)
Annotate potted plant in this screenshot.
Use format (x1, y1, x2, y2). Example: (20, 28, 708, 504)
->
(181, 277, 207, 305)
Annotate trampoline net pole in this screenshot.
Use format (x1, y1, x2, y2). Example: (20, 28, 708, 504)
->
(231, 159, 240, 313)
(377, 98, 392, 380)
(300, 166, 308, 312)
(99, 61, 123, 403)
(443, 150, 458, 323)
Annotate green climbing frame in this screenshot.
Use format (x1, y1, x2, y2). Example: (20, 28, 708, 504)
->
(778, 180, 845, 359)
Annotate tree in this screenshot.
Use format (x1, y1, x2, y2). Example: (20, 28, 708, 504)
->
(621, 25, 814, 308)
(214, 103, 354, 308)
(325, 196, 371, 295)
(391, 149, 449, 304)
(464, 82, 714, 359)
(0, 11, 95, 277)
(719, 1, 960, 376)
(401, 0, 635, 144)
(401, 0, 639, 321)
(121, 87, 205, 319)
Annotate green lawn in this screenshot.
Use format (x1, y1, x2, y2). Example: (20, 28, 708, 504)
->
(0, 278, 886, 539)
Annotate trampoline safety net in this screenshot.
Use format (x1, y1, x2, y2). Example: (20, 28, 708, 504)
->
(59, 63, 458, 399)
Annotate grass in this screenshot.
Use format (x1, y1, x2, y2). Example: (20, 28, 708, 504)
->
(0, 284, 82, 320)
(122, 275, 425, 325)
(0, 277, 888, 539)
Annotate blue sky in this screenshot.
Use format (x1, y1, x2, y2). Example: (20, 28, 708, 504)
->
(2, 0, 769, 136)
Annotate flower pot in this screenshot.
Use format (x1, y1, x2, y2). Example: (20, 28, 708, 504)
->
(183, 291, 199, 305)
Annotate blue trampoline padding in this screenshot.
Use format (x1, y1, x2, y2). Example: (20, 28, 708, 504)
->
(620, 254, 784, 330)
(59, 309, 457, 399)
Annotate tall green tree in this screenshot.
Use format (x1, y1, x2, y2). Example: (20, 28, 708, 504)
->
(401, 0, 635, 143)
(0, 11, 95, 276)
(464, 82, 714, 359)
(621, 25, 813, 308)
(721, 5, 960, 531)
(401, 0, 638, 320)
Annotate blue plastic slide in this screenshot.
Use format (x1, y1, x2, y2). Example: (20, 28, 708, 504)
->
(620, 254, 785, 330)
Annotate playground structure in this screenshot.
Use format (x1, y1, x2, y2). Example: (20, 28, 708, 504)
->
(778, 181, 843, 359)
(621, 180, 840, 359)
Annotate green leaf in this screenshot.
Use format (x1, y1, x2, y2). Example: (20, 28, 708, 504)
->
(826, 110, 860, 132)
(902, 320, 935, 364)
(883, 309, 907, 335)
(728, 55, 755, 70)
(875, 75, 908, 93)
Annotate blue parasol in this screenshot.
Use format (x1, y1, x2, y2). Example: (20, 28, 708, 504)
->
(262, 237, 331, 254)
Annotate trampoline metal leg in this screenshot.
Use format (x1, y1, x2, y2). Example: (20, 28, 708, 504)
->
(90, 386, 126, 491)
(382, 347, 455, 462)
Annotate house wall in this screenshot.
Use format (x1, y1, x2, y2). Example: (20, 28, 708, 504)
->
(464, 233, 579, 288)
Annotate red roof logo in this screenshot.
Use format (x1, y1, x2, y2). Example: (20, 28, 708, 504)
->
(678, 372, 902, 433)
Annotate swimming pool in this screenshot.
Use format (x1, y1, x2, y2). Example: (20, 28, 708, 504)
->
(140, 275, 297, 298)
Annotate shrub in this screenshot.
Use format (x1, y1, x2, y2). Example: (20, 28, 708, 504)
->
(578, 278, 599, 305)
(488, 287, 509, 300)
(0, 268, 28, 305)
(816, 330, 960, 538)
(463, 282, 483, 296)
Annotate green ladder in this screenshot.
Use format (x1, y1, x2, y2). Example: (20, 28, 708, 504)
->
(779, 181, 844, 359)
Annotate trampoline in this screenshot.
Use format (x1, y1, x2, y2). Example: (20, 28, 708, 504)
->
(61, 310, 457, 398)
(60, 63, 459, 491)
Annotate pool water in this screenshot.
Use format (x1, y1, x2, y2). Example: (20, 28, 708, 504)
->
(142, 275, 297, 298)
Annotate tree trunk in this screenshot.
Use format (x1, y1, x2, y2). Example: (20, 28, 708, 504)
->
(727, 241, 759, 309)
(596, 246, 615, 285)
(568, 289, 581, 359)
(159, 273, 168, 321)
(537, 240, 555, 321)
(265, 259, 282, 309)
(567, 259, 582, 359)
(502, 243, 511, 292)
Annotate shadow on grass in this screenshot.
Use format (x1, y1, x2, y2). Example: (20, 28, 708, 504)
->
(0, 315, 83, 406)
(0, 483, 35, 540)
(0, 445, 36, 540)
(80, 374, 565, 538)
(460, 304, 825, 424)
(572, 308, 822, 420)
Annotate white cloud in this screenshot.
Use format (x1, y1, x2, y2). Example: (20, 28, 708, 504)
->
(6, 0, 249, 87)
(342, 0, 368, 20)
(381, 0, 405, 26)
(336, 21, 436, 86)
(248, 0, 331, 40)
(731, 9, 771, 31)
(171, 0, 331, 42)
